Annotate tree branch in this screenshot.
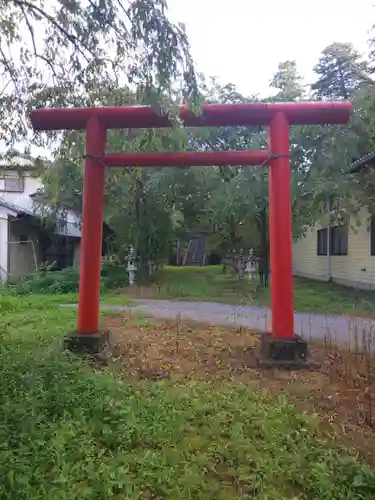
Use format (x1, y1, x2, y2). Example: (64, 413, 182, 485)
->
(18, 2, 58, 81)
(12, 0, 94, 63)
(0, 44, 20, 96)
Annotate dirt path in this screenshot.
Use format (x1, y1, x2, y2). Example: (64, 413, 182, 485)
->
(95, 298, 375, 346)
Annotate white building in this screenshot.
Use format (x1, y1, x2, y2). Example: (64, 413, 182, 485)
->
(0, 156, 81, 282)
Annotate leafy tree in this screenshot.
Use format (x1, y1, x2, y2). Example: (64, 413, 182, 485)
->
(187, 78, 267, 253)
(37, 41, 375, 267)
(285, 43, 375, 233)
(188, 75, 314, 255)
(8, 0, 203, 272)
(302, 36, 375, 229)
(268, 61, 321, 234)
(0, 0, 197, 146)
(311, 42, 373, 100)
(34, 79, 208, 271)
(270, 60, 304, 100)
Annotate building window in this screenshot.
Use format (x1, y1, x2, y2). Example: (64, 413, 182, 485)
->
(0, 174, 24, 193)
(330, 225, 348, 256)
(317, 225, 348, 256)
(317, 228, 328, 255)
(371, 216, 375, 256)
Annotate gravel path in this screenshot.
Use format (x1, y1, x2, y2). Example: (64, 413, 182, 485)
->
(92, 298, 375, 346)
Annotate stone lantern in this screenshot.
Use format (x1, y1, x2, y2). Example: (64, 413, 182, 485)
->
(245, 248, 257, 281)
(126, 246, 138, 285)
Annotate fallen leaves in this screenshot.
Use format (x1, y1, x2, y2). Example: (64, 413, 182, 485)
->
(101, 312, 375, 465)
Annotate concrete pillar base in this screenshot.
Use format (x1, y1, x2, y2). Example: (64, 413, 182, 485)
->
(257, 332, 321, 370)
(64, 330, 110, 354)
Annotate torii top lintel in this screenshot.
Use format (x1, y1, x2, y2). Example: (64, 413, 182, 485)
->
(30, 101, 351, 131)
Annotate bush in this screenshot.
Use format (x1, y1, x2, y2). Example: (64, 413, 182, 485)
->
(7, 268, 80, 295)
(100, 259, 129, 290)
(0, 295, 24, 313)
(208, 252, 222, 265)
(4, 262, 130, 296)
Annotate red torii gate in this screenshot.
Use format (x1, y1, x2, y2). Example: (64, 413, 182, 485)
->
(30, 101, 351, 363)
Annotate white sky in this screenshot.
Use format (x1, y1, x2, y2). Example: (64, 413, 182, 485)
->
(168, 0, 375, 96)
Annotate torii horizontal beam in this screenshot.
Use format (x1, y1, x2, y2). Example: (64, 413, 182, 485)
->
(101, 150, 269, 167)
(30, 101, 351, 131)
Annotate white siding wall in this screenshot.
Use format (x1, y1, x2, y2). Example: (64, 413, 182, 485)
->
(0, 207, 8, 282)
(0, 171, 81, 234)
(292, 225, 330, 281)
(293, 207, 375, 289)
(0, 174, 41, 212)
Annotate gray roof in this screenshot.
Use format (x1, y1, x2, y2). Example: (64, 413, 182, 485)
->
(0, 198, 33, 216)
(0, 198, 81, 238)
(349, 151, 375, 173)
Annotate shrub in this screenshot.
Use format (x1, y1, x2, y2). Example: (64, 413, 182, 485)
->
(100, 259, 129, 290)
(0, 295, 24, 313)
(7, 268, 80, 295)
(4, 262, 130, 296)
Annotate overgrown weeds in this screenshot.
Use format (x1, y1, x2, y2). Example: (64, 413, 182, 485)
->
(319, 322, 375, 429)
(1, 295, 375, 499)
(3, 260, 130, 296)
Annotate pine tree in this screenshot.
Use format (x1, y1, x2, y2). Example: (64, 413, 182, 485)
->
(312, 42, 372, 100)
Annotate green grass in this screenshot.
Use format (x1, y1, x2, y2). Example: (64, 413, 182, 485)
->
(257, 277, 375, 317)
(150, 265, 256, 302)
(146, 266, 375, 317)
(0, 293, 375, 499)
(11, 292, 133, 307)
